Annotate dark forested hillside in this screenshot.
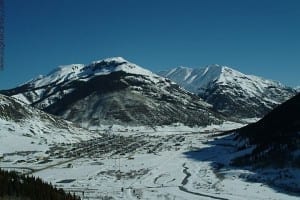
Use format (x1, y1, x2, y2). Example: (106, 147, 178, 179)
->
(0, 169, 80, 200)
(233, 93, 300, 167)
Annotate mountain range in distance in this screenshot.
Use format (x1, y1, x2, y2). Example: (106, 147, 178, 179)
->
(1, 57, 223, 128)
(1, 57, 297, 127)
(159, 65, 297, 119)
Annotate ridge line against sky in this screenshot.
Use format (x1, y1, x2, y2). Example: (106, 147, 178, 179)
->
(0, 0, 300, 89)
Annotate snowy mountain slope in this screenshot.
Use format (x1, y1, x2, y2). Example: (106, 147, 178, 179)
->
(5, 57, 157, 107)
(1, 57, 223, 127)
(0, 94, 94, 155)
(160, 65, 297, 118)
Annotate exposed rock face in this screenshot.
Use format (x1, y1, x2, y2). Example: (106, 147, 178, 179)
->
(160, 65, 297, 118)
(1, 57, 223, 127)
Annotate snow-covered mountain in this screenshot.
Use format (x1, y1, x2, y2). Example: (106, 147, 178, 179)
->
(159, 65, 297, 118)
(0, 94, 94, 155)
(1, 57, 223, 127)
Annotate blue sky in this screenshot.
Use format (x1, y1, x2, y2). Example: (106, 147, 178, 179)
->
(1, 0, 300, 89)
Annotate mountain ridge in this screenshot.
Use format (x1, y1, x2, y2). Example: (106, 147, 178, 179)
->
(160, 65, 297, 118)
(1, 57, 223, 127)
(0, 93, 94, 154)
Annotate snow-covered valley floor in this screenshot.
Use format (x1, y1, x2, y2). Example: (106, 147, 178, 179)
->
(1, 123, 299, 200)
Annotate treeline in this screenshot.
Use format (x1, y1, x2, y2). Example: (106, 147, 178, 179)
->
(0, 169, 80, 200)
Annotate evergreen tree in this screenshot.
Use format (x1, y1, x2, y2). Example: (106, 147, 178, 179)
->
(0, 169, 80, 200)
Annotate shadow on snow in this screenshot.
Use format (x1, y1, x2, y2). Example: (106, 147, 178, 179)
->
(183, 134, 300, 197)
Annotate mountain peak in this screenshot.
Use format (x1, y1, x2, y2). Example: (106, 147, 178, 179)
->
(160, 64, 297, 118)
(204, 64, 242, 77)
(1, 59, 222, 127)
(87, 57, 156, 78)
(206, 64, 221, 68)
(92, 56, 128, 64)
(21, 57, 158, 89)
